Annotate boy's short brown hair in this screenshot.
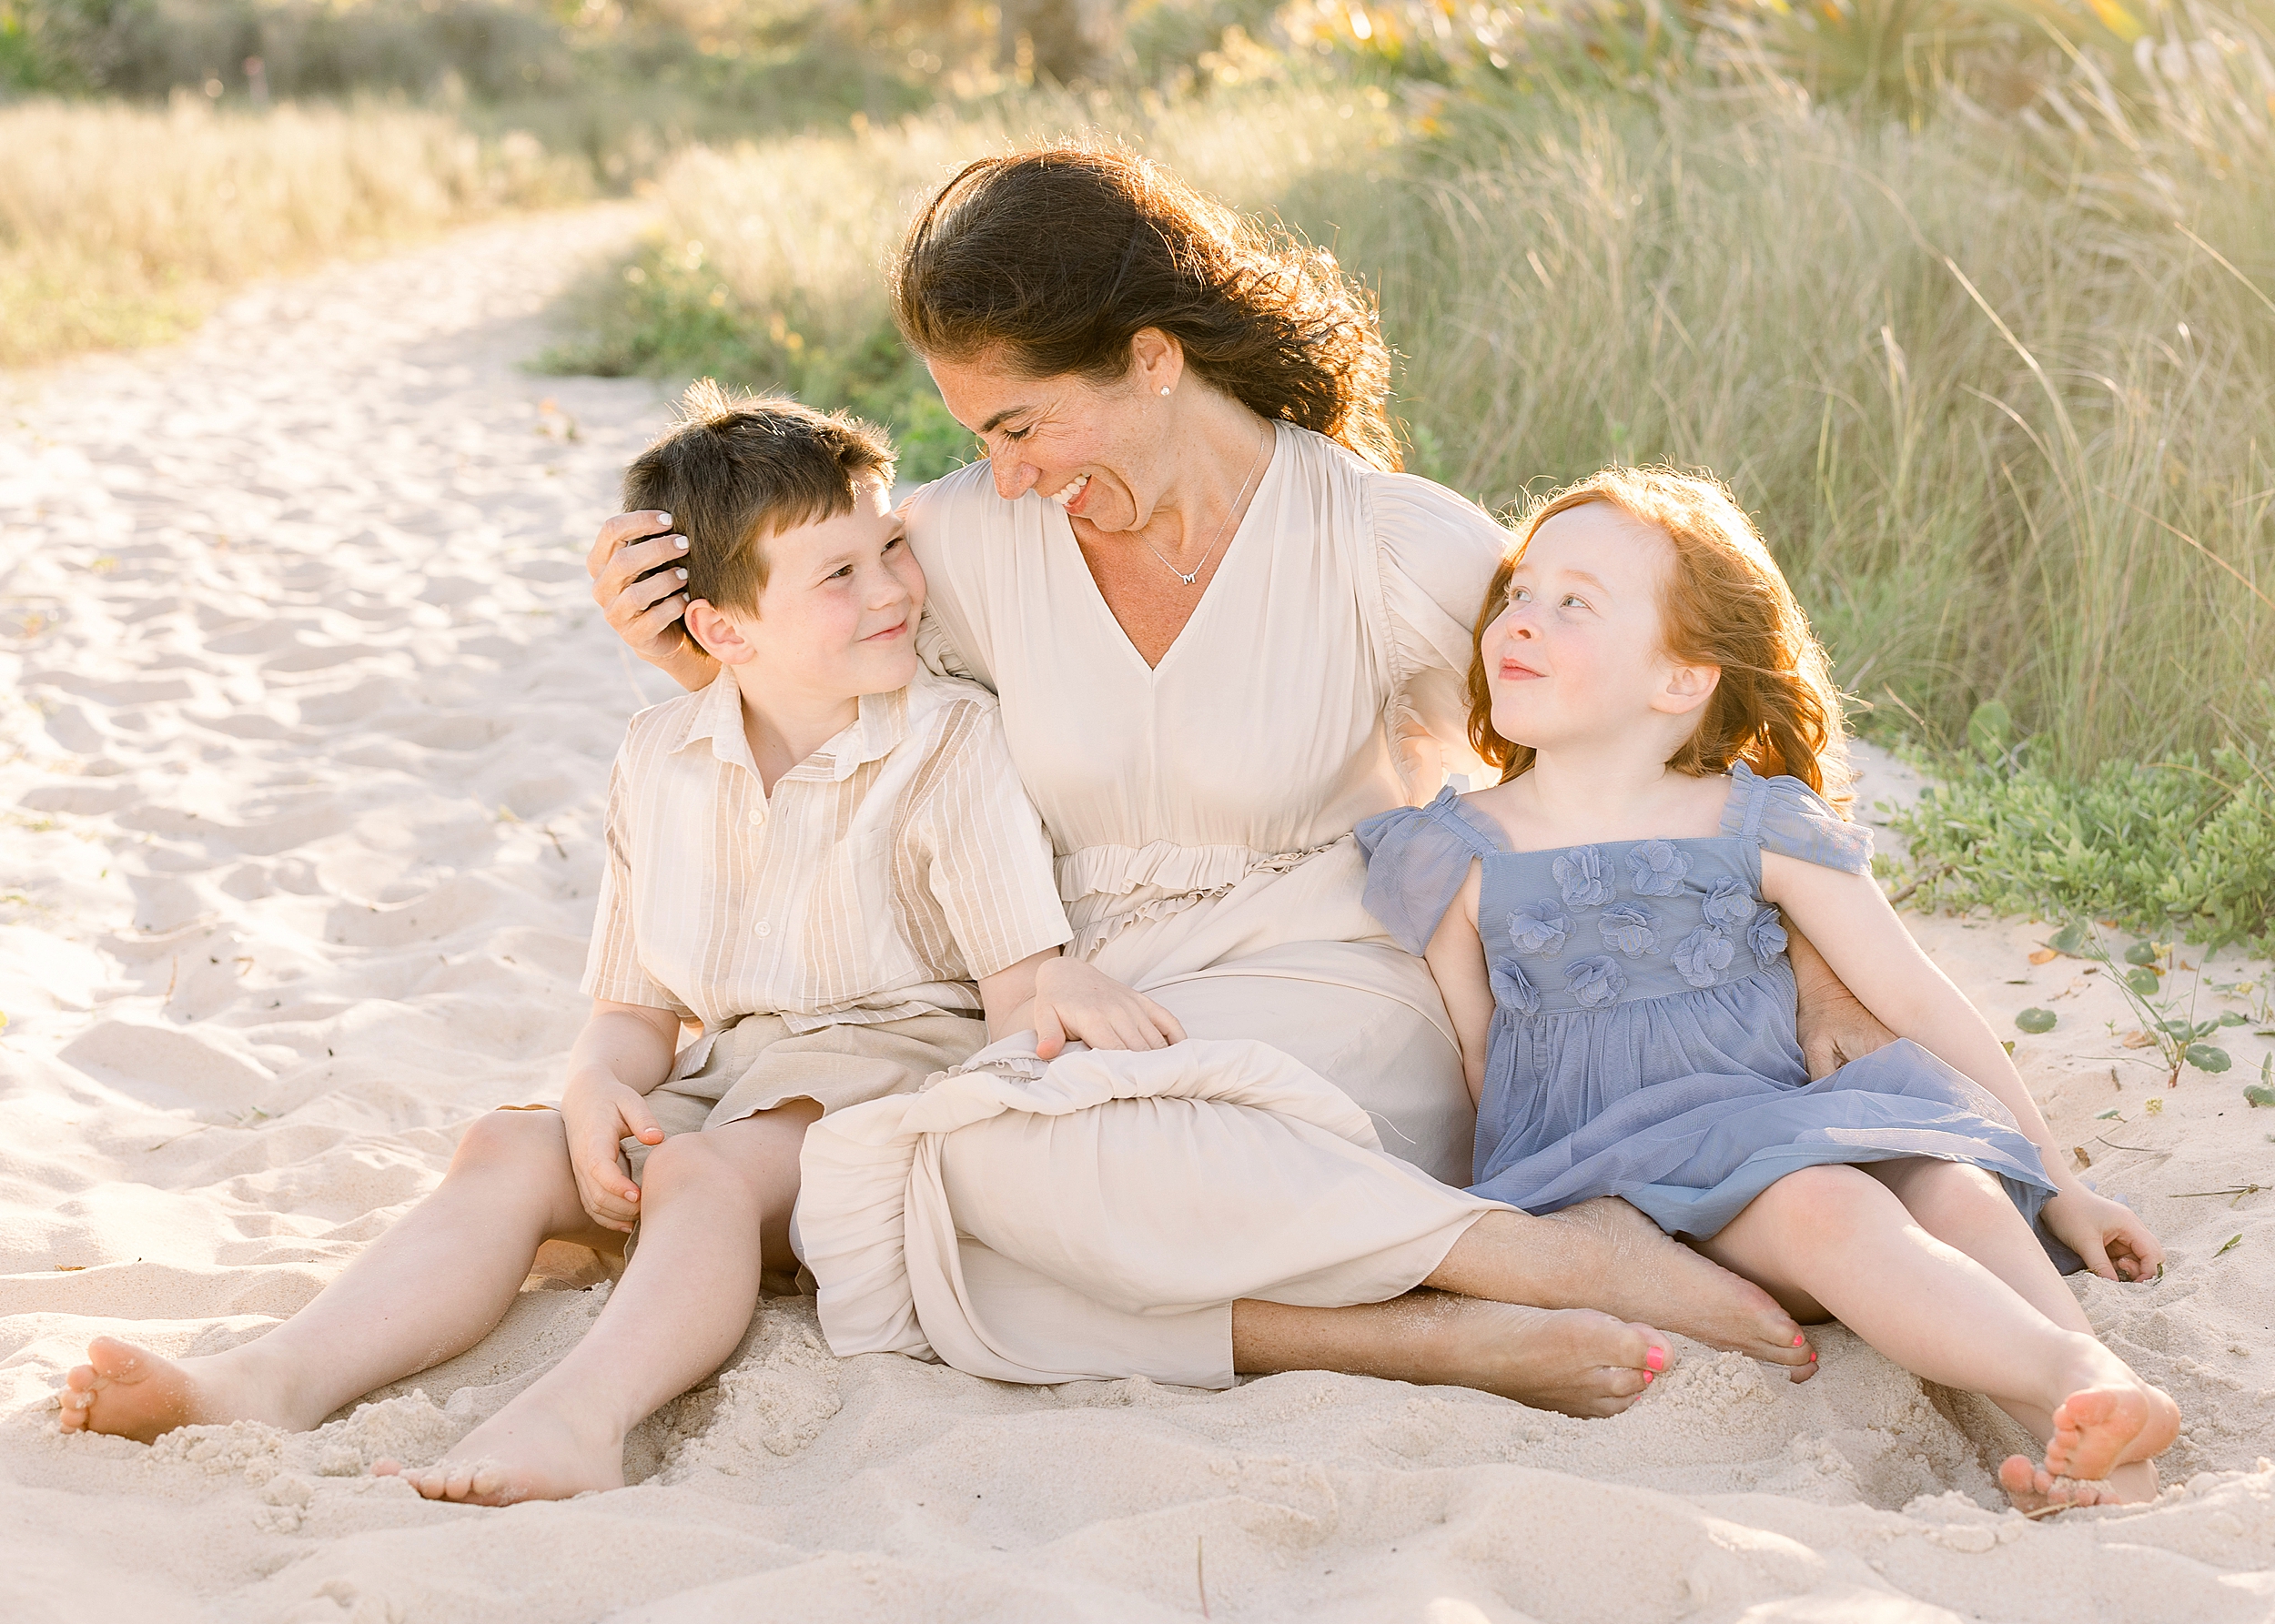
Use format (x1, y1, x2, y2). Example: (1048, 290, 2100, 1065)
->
(621, 381, 896, 616)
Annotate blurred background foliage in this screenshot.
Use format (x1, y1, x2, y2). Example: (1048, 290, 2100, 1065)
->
(3, 0, 2272, 936)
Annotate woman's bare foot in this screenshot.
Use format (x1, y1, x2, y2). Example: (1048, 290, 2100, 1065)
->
(1511, 1200, 1819, 1381)
(57, 1336, 304, 1444)
(2043, 1380, 2180, 1482)
(375, 1395, 625, 1507)
(1395, 1294, 1673, 1417)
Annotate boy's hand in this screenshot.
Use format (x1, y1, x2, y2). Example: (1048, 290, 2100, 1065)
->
(560, 1071, 665, 1232)
(2042, 1187, 2165, 1283)
(1030, 956, 1186, 1059)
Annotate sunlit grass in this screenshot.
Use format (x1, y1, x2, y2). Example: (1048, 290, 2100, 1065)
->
(0, 96, 590, 368)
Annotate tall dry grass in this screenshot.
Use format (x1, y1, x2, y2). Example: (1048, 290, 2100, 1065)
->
(0, 96, 590, 366)
(553, 23, 2273, 773)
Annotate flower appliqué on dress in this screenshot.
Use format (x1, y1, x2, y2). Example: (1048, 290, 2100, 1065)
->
(1747, 904, 1789, 966)
(1552, 846, 1615, 908)
(1508, 903, 1571, 957)
(1598, 903, 1659, 958)
(1490, 958, 1542, 1016)
(1564, 955, 1628, 1010)
(1628, 840, 1691, 896)
(1673, 925, 1735, 987)
(1701, 877, 1754, 932)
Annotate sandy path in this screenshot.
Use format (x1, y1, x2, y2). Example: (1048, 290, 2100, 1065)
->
(3, 208, 2272, 1623)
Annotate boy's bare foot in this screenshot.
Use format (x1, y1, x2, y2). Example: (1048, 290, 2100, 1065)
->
(375, 1396, 624, 1507)
(2043, 1380, 2180, 1482)
(57, 1336, 299, 1444)
(1405, 1295, 1673, 1418)
(1531, 1200, 1819, 1380)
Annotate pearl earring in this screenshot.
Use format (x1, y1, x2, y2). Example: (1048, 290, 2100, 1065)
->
(1160, 387, 1171, 397)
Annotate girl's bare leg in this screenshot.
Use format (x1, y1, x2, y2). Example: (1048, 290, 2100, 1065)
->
(1694, 1164, 2176, 1504)
(59, 1109, 602, 1443)
(382, 1102, 817, 1506)
(1868, 1159, 2165, 1507)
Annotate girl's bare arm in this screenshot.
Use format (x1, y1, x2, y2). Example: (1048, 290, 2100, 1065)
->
(1421, 862, 1493, 1107)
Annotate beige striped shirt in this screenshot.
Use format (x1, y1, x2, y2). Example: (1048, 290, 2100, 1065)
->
(581, 666, 1072, 1057)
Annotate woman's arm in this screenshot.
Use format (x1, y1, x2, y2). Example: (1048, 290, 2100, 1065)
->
(1787, 923, 1896, 1079)
(1763, 852, 2164, 1280)
(585, 510, 719, 693)
(976, 949, 1187, 1057)
(1421, 862, 1492, 1107)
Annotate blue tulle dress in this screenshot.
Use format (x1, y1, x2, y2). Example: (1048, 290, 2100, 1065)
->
(1356, 763, 2072, 1266)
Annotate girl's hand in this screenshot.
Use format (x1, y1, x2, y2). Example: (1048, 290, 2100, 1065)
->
(585, 510, 721, 693)
(2041, 1187, 2165, 1283)
(560, 1072, 665, 1232)
(1030, 956, 1187, 1058)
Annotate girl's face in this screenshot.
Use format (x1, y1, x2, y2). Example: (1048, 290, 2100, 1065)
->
(1481, 501, 1710, 752)
(925, 338, 1178, 535)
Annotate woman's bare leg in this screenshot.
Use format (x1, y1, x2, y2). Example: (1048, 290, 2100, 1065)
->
(59, 1110, 601, 1443)
(1694, 1164, 2176, 1504)
(1439, 1204, 1821, 1377)
(1232, 1294, 1670, 1417)
(382, 1102, 817, 1506)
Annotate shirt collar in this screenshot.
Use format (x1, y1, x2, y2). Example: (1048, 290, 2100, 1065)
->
(672, 669, 908, 785)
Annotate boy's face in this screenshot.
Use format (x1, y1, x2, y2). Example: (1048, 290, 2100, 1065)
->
(686, 477, 924, 704)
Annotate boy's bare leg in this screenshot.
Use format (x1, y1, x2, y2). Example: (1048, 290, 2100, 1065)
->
(382, 1101, 818, 1506)
(59, 1110, 600, 1443)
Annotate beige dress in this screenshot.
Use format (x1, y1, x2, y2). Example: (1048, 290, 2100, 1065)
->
(801, 423, 1514, 1386)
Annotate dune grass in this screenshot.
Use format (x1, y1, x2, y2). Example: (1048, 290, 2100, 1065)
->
(0, 96, 591, 367)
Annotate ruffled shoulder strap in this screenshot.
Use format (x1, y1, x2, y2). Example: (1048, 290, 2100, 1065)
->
(1355, 790, 1504, 954)
(1720, 761, 1874, 874)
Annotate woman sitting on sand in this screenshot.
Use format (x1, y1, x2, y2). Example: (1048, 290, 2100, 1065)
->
(589, 146, 1909, 1403)
(1354, 466, 2175, 1506)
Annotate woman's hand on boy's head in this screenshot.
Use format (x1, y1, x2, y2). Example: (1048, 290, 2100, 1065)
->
(560, 1072, 664, 1233)
(587, 510, 720, 693)
(1030, 955, 1186, 1059)
(2043, 1188, 2165, 1284)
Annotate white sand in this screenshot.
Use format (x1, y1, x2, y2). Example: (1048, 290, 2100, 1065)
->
(3, 209, 2272, 1624)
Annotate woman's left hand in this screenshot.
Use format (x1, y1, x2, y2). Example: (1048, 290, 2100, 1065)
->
(1031, 956, 1187, 1058)
(2041, 1186, 2165, 1283)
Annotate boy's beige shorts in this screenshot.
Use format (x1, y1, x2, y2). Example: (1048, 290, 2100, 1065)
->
(616, 1010, 988, 1183)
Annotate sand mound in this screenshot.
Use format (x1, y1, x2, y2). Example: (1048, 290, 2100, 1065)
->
(3, 208, 2271, 1623)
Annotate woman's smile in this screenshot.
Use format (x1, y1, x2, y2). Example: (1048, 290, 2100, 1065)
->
(1048, 472, 1092, 512)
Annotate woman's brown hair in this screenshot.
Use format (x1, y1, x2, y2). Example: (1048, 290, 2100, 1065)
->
(892, 145, 1400, 471)
(1466, 467, 1852, 807)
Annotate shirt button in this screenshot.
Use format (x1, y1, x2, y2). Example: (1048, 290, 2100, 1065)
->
(747, 808, 763, 826)
(753, 921, 772, 937)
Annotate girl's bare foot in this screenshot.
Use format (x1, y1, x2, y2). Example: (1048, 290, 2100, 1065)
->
(1530, 1200, 1819, 1381)
(57, 1336, 302, 1444)
(1997, 1455, 2158, 1514)
(375, 1395, 625, 1507)
(2044, 1380, 2180, 1482)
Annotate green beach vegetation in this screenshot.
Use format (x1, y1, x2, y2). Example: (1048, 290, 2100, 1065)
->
(5, 0, 2270, 950)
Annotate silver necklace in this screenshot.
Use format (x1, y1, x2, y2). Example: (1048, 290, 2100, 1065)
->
(1140, 423, 1269, 588)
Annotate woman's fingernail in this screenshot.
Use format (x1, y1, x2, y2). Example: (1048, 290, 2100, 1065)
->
(676, 569, 688, 580)
(672, 535, 688, 550)
(1645, 1347, 1665, 1372)
(656, 512, 672, 526)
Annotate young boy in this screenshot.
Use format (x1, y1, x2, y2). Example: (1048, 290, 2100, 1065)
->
(57, 386, 1180, 1504)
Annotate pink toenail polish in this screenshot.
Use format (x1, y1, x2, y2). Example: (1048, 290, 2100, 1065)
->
(1643, 1372, 1654, 1383)
(1794, 1335, 1806, 1346)
(1645, 1348, 1665, 1372)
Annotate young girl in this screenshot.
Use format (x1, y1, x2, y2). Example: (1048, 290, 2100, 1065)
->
(1356, 467, 2176, 1510)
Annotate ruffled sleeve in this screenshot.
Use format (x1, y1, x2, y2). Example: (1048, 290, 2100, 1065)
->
(1354, 792, 1492, 955)
(1722, 761, 1874, 874)
(1370, 471, 1510, 792)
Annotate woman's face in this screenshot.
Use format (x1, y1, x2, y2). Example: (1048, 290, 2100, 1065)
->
(926, 342, 1176, 535)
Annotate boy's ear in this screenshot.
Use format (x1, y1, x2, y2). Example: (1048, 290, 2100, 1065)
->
(1652, 661, 1721, 718)
(685, 599, 756, 666)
